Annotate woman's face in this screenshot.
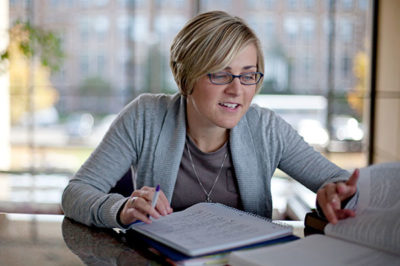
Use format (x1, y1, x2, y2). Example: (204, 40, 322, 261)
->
(186, 43, 258, 131)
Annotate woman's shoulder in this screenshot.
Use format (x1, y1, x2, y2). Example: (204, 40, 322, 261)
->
(131, 92, 179, 105)
(122, 92, 181, 115)
(245, 103, 294, 132)
(247, 103, 280, 121)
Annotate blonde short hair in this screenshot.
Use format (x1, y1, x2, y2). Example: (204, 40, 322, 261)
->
(170, 11, 264, 96)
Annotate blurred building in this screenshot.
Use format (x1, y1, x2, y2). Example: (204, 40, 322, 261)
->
(202, 0, 370, 96)
(9, 0, 370, 115)
(9, 0, 192, 115)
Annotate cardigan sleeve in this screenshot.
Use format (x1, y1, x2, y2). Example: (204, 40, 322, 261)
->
(274, 113, 351, 193)
(61, 98, 141, 228)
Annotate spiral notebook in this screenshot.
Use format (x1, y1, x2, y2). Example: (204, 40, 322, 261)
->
(127, 202, 293, 257)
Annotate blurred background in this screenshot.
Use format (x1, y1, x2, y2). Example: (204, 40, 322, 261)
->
(1, 0, 399, 221)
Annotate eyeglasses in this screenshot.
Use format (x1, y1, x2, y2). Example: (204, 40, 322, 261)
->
(207, 71, 264, 85)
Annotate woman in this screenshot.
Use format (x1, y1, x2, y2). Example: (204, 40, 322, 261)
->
(62, 11, 358, 229)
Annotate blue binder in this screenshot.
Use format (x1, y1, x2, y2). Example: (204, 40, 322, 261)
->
(125, 230, 299, 262)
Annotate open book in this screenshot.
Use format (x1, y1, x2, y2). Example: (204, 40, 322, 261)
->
(229, 162, 400, 265)
(127, 202, 292, 257)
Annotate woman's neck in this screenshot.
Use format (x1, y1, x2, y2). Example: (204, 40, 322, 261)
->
(186, 125, 229, 153)
(185, 96, 229, 153)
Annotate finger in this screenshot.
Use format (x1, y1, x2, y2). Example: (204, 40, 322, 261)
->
(129, 207, 152, 224)
(132, 196, 160, 219)
(120, 197, 142, 225)
(141, 186, 165, 215)
(346, 168, 360, 186)
(156, 191, 172, 215)
(336, 182, 357, 200)
(336, 169, 359, 199)
(127, 196, 138, 208)
(140, 189, 153, 201)
(131, 189, 152, 202)
(325, 184, 340, 210)
(317, 188, 338, 224)
(131, 187, 172, 217)
(335, 209, 356, 220)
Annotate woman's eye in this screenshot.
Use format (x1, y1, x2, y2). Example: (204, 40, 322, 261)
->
(243, 74, 255, 80)
(214, 73, 228, 79)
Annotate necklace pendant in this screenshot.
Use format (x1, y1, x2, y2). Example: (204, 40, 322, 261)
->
(206, 196, 212, 203)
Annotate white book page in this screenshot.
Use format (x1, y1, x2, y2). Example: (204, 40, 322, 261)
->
(130, 203, 291, 256)
(325, 162, 400, 255)
(229, 234, 400, 266)
(356, 162, 400, 212)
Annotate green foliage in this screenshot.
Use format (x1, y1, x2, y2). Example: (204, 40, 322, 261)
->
(1, 50, 8, 61)
(0, 20, 64, 72)
(78, 76, 112, 97)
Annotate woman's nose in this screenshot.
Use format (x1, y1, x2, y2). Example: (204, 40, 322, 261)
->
(224, 77, 242, 95)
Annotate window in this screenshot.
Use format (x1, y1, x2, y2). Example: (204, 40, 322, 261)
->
(265, 18, 276, 40)
(303, 56, 313, 78)
(129, 15, 147, 42)
(4, 0, 372, 218)
(201, 0, 233, 11)
(95, 0, 109, 7)
(156, 0, 184, 9)
(79, 17, 90, 41)
(80, 55, 89, 76)
(358, 0, 368, 10)
(117, 16, 129, 38)
(339, 19, 354, 43)
(342, 55, 351, 78)
(97, 54, 106, 76)
(341, 0, 354, 10)
(94, 16, 109, 41)
(51, 0, 60, 7)
(284, 17, 299, 42)
(301, 17, 315, 41)
(264, 55, 289, 92)
(304, 0, 315, 10)
(65, 0, 74, 8)
(79, 0, 90, 8)
(261, 0, 276, 9)
(287, 0, 298, 9)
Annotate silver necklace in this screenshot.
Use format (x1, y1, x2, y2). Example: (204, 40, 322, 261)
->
(186, 142, 228, 203)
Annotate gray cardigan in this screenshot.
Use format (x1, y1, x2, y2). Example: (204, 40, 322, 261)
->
(62, 93, 350, 228)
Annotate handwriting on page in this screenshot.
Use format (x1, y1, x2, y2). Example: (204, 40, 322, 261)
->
(134, 204, 281, 250)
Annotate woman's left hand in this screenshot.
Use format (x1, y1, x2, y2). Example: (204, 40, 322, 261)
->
(316, 169, 359, 224)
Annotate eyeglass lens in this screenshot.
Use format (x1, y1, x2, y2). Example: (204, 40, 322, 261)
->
(209, 72, 262, 85)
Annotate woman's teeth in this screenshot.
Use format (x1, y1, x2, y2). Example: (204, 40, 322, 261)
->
(219, 103, 238, 109)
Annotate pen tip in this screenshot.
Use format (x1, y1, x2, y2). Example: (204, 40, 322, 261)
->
(156, 184, 160, 191)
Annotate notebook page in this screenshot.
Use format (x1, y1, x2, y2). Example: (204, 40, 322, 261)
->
(131, 203, 291, 256)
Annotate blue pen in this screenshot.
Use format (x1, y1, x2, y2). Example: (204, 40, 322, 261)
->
(147, 184, 161, 218)
(151, 184, 161, 209)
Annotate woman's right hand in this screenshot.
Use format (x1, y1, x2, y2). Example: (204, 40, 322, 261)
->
(119, 186, 173, 226)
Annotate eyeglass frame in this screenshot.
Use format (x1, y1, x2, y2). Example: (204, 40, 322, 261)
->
(207, 71, 264, 85)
